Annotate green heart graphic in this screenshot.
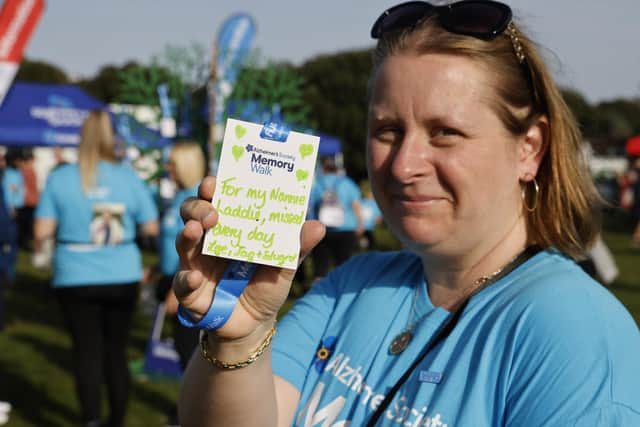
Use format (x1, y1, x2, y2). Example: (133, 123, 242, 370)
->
(235, 125, 247, 139)
(299, 143, 314, 159)
(232, 145, 244, 161)
(296, 169, 309, 182)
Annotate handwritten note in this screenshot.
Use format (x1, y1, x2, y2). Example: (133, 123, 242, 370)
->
(202, 118, 320, 269)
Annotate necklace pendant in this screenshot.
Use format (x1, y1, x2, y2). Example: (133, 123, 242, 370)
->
(389, 330, 413, 355)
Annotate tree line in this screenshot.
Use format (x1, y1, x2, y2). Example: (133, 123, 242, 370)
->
(15, 49, 640, 182)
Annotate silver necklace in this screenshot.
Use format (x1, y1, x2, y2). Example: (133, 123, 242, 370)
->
(389, 252, 524, 355)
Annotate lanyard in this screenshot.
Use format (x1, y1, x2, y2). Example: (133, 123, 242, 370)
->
(366, 245, 541, 426)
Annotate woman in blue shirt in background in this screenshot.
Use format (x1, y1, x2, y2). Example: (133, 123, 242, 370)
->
(155, 141, 205, 426)
(34, 110, 158, 427)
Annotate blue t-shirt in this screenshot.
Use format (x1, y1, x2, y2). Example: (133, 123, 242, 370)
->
(2, 167, 24, 210)
(159, 184, 197, 276)
(272, 250, 640, 426)
(35, 162, 158, 287)
(311, 173, 361, 231)
(361, 198, 382, 231)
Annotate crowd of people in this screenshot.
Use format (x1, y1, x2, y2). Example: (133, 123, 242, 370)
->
(1, 2, 640, 426)
(0, 110, 387, 427)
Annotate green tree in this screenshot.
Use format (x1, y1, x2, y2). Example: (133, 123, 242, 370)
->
(596, 99, 640, 138)
(77, 63, 135, 103)
(561, 88, 600, 137)
(153, 43, 210, 89)
(230, 61, 313, 130)
(115, 62, 182, 107)
(297, 49, 373, 181)
(15, 58, 69, 84)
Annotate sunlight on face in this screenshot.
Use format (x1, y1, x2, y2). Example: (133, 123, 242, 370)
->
(366, 53, 523, 256)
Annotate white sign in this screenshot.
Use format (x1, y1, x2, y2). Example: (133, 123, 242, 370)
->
(202, 118, 320, 269)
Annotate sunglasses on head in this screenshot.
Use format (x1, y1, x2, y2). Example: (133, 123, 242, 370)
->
(371, 0, 512, 41)
(370, 0, 540, 104)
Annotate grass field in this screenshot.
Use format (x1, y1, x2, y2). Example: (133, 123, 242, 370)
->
(0, 221, 638, 426)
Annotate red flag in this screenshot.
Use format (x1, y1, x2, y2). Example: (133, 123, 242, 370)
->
(0, 0, 45, 105)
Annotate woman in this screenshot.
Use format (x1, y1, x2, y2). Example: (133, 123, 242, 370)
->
(34, 110, 158, 427)
(154, 142, 205, 425)
(173, 2, 640, 426)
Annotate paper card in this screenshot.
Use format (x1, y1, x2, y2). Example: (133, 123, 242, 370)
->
(202, 118, 320, 269)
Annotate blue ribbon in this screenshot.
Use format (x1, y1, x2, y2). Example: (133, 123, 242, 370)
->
(178, 260, 257, 330)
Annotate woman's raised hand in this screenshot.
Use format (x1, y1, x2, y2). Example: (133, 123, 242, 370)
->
(173, 176, 325, 341)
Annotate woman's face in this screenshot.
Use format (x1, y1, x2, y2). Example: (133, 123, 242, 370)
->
(367, 53, 528, 257)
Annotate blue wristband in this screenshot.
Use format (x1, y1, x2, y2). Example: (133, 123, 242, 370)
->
(177, 260, 257, 330)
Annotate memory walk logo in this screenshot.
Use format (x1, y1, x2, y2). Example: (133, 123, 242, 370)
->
(246, 144, 295, 176)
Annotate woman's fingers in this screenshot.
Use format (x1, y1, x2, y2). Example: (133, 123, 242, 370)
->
(198, 176, 216, 201)
(180, 196, 217, 228)
(176, 219, 206, 265)
(299, 220, 326, 261)
(172, 269, 215, 319)
(172, 269, 203, 299)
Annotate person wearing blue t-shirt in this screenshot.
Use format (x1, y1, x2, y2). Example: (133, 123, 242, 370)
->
(0, 147, 20, 283)
(171, 3, 640, 426)
(0, 166, 18, 332)
(154, 142, 204, 426)
(34, 111, 158, 427)
(310, 156, 364, 280)
(359, 181, 383, 250)
(0, 148, 25, 216)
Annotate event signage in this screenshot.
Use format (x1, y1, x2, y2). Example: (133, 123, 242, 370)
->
(0, 0, 44, 106)
(208, 13, 255, 174)
(202, 119, 319, 269)
(156, 83, 176, 138)
(210, 13, 256, 130)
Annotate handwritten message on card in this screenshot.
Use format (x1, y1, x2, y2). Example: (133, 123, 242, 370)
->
(202, 118, 320, 269)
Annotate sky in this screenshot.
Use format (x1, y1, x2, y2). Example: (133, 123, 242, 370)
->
(13, 0, 640, 104)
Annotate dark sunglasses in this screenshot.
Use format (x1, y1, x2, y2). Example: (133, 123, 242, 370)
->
(371, 0, 512, 40)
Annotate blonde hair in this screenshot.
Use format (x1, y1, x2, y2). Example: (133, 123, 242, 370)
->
(169, 142, 206, 189)
(372, 17, 601, 260)
(78, 110, 117, 193)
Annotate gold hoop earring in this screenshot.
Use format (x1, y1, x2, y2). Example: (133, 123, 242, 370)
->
(522, 178, 539, 212)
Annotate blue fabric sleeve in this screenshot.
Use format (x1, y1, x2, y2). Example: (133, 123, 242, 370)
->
(4, 169, 24, 209)
(129, 171, 158, 224)
(504, 273, 640, 426)
(34, 172, 58, 220)
(272, 270, 342, 391)
(348, 180, 361, 205)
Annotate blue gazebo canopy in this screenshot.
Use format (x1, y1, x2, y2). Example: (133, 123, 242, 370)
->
(317, 133, 342, 157)
(0, 81, 105, 147)
(0, 82, 170, 149)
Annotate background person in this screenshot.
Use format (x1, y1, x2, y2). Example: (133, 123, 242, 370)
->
(0, 166, 18, 332)
(173, 2, 640, 426)
(310, 156, 364, 280)
(15, 149, 39, 249)
(34, 110, 159, 427)
(0, 162, 16, 425)
(153, 142, 204, 426)
(0, 147, 24, 221)
(0, 147, 23, 283)
(359, 180, 383, 250)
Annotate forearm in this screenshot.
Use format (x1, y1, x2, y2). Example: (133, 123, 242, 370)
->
(33, 218, 56, 250)
(179, 328, 279, 427)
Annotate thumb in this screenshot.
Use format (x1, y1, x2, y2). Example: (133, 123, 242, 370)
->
(299, 220, 325, 262)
